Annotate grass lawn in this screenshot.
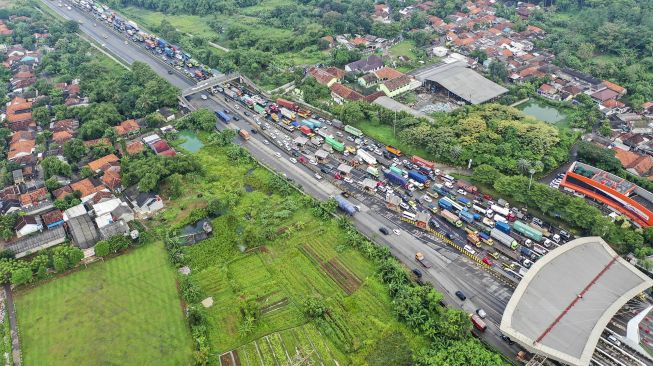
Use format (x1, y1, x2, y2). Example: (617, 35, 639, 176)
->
(14, 243, 194, 366)
(353, 120, 431, 158)
(389, 40, 417, 60)
(155, 138, 428, 364)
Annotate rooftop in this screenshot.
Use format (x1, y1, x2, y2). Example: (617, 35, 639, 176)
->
(372, 96, 434, 122)
(411, 61, 508, 104)
(68, 214, 99, 249)
(500, 237, 653, 366)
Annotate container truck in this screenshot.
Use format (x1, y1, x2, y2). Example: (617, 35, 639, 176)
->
(390, 166, 406, 176)
(239, 129, 251, 141)
(344, 125, 363, 137)
(366, 166, 379, 177)
(440, 209, 463, 228)
(467, 232, 481, 247)
(307, 118, 322, 129)
(440, 196, 464, 212)
(438, 198, 454, 211)
(215, 110, 231, 123)
(386, 146, 402, 157)
(335, 195, 357, 215)
(456, 180, 478, 194)
(495, 221, 511, 234)
(254, 104, 265, 114)
(408, 170, 430, 186)
(493, 214, 507, 223)
(459, 210, 475, 224)
(300, 119, 315, 129)
(276, 98, 298, 111)
(357, 149, 377, 166)
(280, 108, 296, 120)
(513, 220, 543, 242)
(415, 252, 432, 268)
(299, 126, 314, 136)
(384, 170, 408, 187)
(491, 228, 518, 250)
(316, 129, 333, 139)
(491, 204, 510, 217)
(325, 137, 345, 152)
(411, 155, 435, 169)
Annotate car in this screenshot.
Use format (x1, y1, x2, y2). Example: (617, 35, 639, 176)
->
(250, 129, 258, 134)
(263, 140, 270, 145)
(200, 94, 208, 100)
(532, 217, 543, 226)
(309, 159, 317, 165)
(289, 158, 297, 164)
(393, 229, 401, 235)
(522, 258, 533, 268)
(457, 189, 467, 196)
(124, 40, 128, 45)
(67, 6, 72, 10)
(320, 167, 330, 174)
(314, 173, 323, 180)
(167, 70, 173, 74)
(346, 136, 354, 142)
(223, 108, 229, 113)
(559, 230, 571, 240)
(274, 152, 282, 158)
(489, 251, 500, 259)
(476, 308, 487, 318)
(422, 195, 432, 203)
(408, 201, 417, 209)
(233, 116, 240, 121)
(412, 268, 423, 278)
(344, 177, 353, 183)
(501, 335, 516, 345)
(244, 111, 250, 116)
(607, 335, 621, 347)
(379, 227, 390, 235)
(399, 202, 409, 210)
(103, 34, 108, 39)
(455, 291, 466, 301)
(336, 131, 343, 137)
(482, 257, 493, 266)
(234, 105, 239, 109)
(445, 233, 453, 240)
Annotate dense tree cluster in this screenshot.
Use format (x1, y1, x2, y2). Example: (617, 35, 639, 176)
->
(0, 245, 84, 286)
(336, 102, 574, 175)
(121, 154, 203, 192)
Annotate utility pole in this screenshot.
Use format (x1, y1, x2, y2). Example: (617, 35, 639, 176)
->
(528, 168, 536, 191)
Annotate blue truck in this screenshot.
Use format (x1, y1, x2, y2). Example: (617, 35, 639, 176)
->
(215, 110, 232, 123)
(496, 221, 511, 234)
(384, 170, 408, 187)
(438, 198, 454, 211)
(157, 38, 167, 49)
(300, 120, 315, 129)
(408, 170, 429, 184)
(335, 195, 357, 216)
(479, 232, 491, 242)
(459, 210, 475, 224)
(457, 196, 471, 207)
(164, 47, 174, 58)
(519, 246, 537, 260)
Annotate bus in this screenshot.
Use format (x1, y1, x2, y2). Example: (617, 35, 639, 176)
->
(442, 174, 455, 183)
(402, 211, 416, 221)
(470, 314, 487, 332)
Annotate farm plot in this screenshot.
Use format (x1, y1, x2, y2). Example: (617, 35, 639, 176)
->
(301, 244, 362, 295)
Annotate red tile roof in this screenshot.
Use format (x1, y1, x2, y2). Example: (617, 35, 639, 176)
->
(41, 210, 63, 226)
(20, 187, 48, 206)
(52, 131, 73, 143)
(601, 99, 625, 109)
(601, 80, 626, 94)
(113, 119, 140, 136)
(87, 154, 120, 172)
(125, 140, 145, 155)
(374, 67, 404, 80)
(70, 178, 106, 198)
(538, 84, 555, 94)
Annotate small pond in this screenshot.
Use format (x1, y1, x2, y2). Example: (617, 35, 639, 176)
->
(178, 130, 204, 153)
(517, 101, 567, 124)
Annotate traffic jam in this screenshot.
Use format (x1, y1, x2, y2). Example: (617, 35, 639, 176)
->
(209, 83, 577, 293)
(66, 0, 216, 82)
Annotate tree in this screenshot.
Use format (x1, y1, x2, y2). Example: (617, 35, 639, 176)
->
(11, 267, 32, 286)
(41, 156, 72, 178)
(45, 176, 61, 191)
(145, 112, 166, 128)
(472, 164, 502, 185)
(166, 173, 183, 199)
(178, 109, 216, 131)
(63, 138, 87, 162)
(488, 61, 508, 82)
(32, 106, 51, 127)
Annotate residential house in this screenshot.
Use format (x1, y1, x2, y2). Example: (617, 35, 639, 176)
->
(41, 209, 64, 229)
(537, 84, 558, 100)
(19, 187, 49, 209)
(329, 83, 364, 104)
(15, 215, 41, 238)
(150, 140, 177, 156)
(124, 140, 145, 155)
(345, 55, 383, 73)
(113, 119, 141, 137)
(6, 96, 33, 131)
(99, 220, 130, 240)
(379, 75, 418, 98)
(83, 137, 111, 148)
(70, 178, 108, 202)
(358, 73, 379, 88)
(67, 214, 99, 249)
(87, 153, 120, 173)
(590, 88, 620, 103)
(101, 166, 122, 192)
(308, 67, 344, 87)
(52, 130, 73, 145)
(7, 139, 35, 161)
(50, 119, 78, 133)
(125, 188, 164, 216)
(601, 80, 626, 98)
(600, 99, 628, 116)
(63, 204, 87, 221)
(614, 148, 653, 177)
(157, 108, 176, 122)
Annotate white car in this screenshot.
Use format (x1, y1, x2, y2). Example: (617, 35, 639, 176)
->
(457, 189, 467, 196)
(422, 195, 432, 203)
(476, 308, 487, 319)
(234, 105, 239, 109)
(336, 131, 343, 137)
(275, 152, 282, 158)
(393, 229, 401, 235)
(344, 177, 353, 183)
(289, 158, 297, 164)
(263, 140, 269, 145)
(314, 173, 323, 180)
(309, 159, 317, 165)
(200, 94, 207, 100)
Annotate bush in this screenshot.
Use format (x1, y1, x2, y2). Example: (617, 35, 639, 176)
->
(94, 240, 110, 257)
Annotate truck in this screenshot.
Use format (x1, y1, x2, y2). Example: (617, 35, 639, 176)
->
(316, 129, 333, 139)
(300, 119, 316, 129)
(344, 125, 363, 137)
(491, 204, 510, 217)
(366, 166, 379, 177)
(307, 118, 322, 129)
(280, 108, 296, 121)
(490, 228, 518, 250)
(390, 166, 406, 176)
(386, 145, 402, 157)
(519, 246, 538, 260)
(467, 232, 481, 247)
(215, 110, 231, 123)
(411, 155, 435, 169)
(276, 98, 298, 111)
(325, 137, 345, 152)
(478, 232, 493, 246)
(384, 170, 408, 187)
(415, 252, 432, 268)
(299, 126, 314, 136)
(335, 195, 357, 215)
(470, 314, 487, 332)
(533, 244, 548, 256)
(438, 197, 454, 211)
(239, 129, 251, 141)
(408, 170, 430, 186)
(459, 210, 475, 224)
(495, 221, 511, 234)
(440, 196, 464, 212)
(457, 196, 472, 207)
(440, 209, 463, 228)
(357, 149, 377, 166)
(513, 220, 543, 242)
(456, 180, 478, 194)
(254, 104, 265, 115)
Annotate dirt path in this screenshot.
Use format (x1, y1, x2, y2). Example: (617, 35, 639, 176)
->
(4, 285, 20, 366)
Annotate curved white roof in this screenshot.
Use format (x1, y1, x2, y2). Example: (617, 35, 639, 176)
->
(500, 237, 653, 366)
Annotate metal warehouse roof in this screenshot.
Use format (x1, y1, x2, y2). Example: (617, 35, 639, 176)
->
(412, 61, 508, 104)
(372, 96, 434, 122)
(500, 237, 653, 366)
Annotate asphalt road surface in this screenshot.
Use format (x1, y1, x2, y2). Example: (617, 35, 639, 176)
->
(43, 0, 521, 358)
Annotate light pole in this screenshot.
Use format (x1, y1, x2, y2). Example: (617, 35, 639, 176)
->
(528, 169, 535, 191)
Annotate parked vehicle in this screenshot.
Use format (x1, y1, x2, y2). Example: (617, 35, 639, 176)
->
(344, 125, 363, 137)
(491, 228, 518, 250)
(335, 195, 357, 215)
(386, 145, 402, 157)
(238, 129, 250, 141)
(513, 220, 543, 242)
(215, 110, 231, 123)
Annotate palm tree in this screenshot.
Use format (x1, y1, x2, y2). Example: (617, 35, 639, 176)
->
(449, 145, 462, 162)
(517, 158, 531, 174)
(533, 160, 544, 173)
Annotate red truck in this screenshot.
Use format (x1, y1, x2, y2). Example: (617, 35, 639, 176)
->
(299, 125, 314, 136)
(470, 314, 487, 332)
(276, 98, 298, 111)
(411, 155, 434, 169)
(456, 180, 478, 194)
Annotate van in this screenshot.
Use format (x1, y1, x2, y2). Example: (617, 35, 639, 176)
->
(607, 335, 621, 347)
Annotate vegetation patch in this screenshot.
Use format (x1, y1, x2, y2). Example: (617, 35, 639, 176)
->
(14, 243, 194, 366)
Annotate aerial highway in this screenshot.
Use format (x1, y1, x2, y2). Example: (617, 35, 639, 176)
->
(40, 0, 520, 358)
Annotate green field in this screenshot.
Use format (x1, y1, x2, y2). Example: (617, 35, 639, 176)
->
(160, 136, 428, 364)
(14, 243, 194, 366)
(389, 40, 418, 60)
(352, 120, 431, 158)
